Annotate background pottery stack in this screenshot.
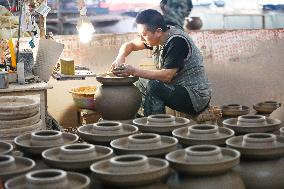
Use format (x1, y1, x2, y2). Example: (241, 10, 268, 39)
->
(0, 96, 42, 141)
(226, 133, 284, 189)
(166, 145, 244, 189)
(95, 75, 142, 121)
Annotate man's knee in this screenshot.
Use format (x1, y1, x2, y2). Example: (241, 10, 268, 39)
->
(147, 80, 163, 93)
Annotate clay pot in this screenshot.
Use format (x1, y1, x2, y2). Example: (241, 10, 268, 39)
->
(0, 141, 13, 155)
(280, 127, 284, 135)
(253, 101, 281, 114)
(226, 133, 284, 189)
(223, 115, 281, 135)
(77, 121, 138, 145)
(90, 154, 169, 187)
(94, 75, 142, 120)
(42, 143, 113, 172)
(220, 104, 250, 117)
(133, 114, 190, 135)
(0, 155, 35, 181)
(172, 124, 234, 147)
(185, 17, 203, 30)
(14, 130, 79, 156)
(5, 169, 90, 189)
(166, 145, 244, 189)
(110, 133, 178, 157)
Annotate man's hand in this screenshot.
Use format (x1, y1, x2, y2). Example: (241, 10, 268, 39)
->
(111, 56, 126, 70)
(112, 64, 138, 77)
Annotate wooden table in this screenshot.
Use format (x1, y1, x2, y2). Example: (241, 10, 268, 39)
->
(0, 82, 53, 129)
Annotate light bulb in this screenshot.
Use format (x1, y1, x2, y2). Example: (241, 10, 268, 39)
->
(77, 16, 95, 43)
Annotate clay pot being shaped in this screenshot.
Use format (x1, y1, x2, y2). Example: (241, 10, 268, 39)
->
(90, 154, 169, 187)
(0, 155, 35, 181)
(133, 114, 190, 135)
(77, 121, 138, 145)
(172, 124, 234, 147)
(223, 115, 281, 135)
(94, 75, 142, 120)
(14, 130, 79, 156)
(226, 133, 284, 189)
(166, 145, 244, 189)
(185, 17, 203, 30)
(5, 169, 90, 189)
(253, 101, 281, 114)
(110, 133, 178, 157)
(42, 143, 113, 172)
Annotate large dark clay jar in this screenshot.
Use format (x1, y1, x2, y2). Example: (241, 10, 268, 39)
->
(95, 75, 142, 120)
(226, 133, 284, 189)
(185, 17, 203, 30)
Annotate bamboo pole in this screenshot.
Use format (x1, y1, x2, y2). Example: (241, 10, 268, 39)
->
(38, 0, 46, 38)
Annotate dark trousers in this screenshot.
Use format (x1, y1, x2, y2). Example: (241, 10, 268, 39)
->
(135, 78, 198, 116)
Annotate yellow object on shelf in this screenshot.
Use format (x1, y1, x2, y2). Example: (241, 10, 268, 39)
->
(8, 39, 16, 68)
(60, 58, 75, 75)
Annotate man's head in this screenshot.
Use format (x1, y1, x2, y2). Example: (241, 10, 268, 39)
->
(136, 9, 168, 46)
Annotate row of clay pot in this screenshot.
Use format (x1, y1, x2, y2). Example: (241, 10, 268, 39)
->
(221, 101, 281, 116)
(3, 127, 284, 189)
(0, 96, 41, 141)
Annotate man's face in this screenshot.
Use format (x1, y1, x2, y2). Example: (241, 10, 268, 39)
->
(137, 24, 161, 47)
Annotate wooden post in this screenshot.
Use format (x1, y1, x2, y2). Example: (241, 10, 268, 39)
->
(38, 0, 46, 38)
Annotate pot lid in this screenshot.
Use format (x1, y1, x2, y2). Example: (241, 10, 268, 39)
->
(172, 124, 234, 146)
(253, 101, 281, 114)
(77, 122, 138, 144)
(110, 133, 178, 157)
(223, 115, 281, 134)
(0, 96, 39, 111)
(5, 169, 90, 189)
(221, 104, 250, 117)
(0, 141, 13, 155)
(226, 133, 284, 160)
(165, 145, 240, 175)
(42, 144, 113, 171)
(0, 155, 35, 181)
(14, 132, 79, 156)
(280, 127, 284, 135)
(96, 74, 138, 86)
(90, 154, 169, 186)
(133, 114, 190, 134)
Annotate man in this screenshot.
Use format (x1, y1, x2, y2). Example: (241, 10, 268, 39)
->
(160, 0, 193, 28)
(112, 9, 220, 122)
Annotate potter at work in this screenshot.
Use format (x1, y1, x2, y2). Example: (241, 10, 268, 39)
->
(111, 9, 221, 122)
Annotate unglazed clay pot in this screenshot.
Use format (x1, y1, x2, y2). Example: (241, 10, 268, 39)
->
(110, 133, 178, 157)
(0, 141, 13, 155)
(133, 114, 190, 135)
(166, 145, 244, 189)
(0, 155, 35, 181)
(220, 104, 250, 117)
(226, 133, 284, 189)
(185, 17, 203, 30)
(90, 154, 169, 187)
(42, 143, 113, 172)
(223, 115, 281, 135)
(94, 75, 142, 120)
(172, 124, 234, 147)
(253, 101, 281, 114)
(5, 169, 90, 189)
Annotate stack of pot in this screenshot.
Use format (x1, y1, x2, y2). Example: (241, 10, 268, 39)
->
(0, 96, 42, 141)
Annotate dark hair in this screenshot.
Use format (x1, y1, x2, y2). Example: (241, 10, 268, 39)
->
(136, 9, 167, 33)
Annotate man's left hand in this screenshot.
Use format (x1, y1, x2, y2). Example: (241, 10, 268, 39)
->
(112, 64, 137, 77)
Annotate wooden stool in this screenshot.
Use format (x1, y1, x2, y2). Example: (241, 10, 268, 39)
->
(77, 108, 101, 126)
